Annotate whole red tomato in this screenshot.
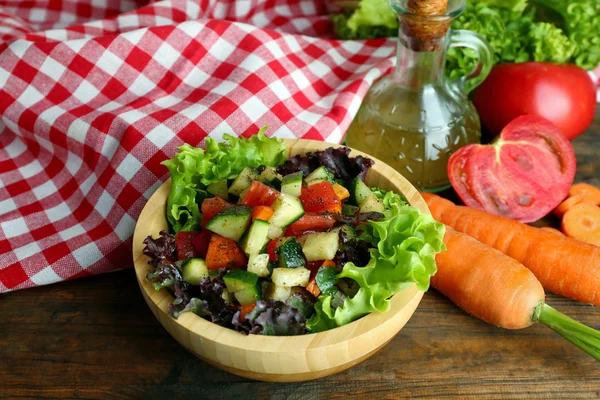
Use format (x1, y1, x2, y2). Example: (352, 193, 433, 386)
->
(473, 62, 596, 140)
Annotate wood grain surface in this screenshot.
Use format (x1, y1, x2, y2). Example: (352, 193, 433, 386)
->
(2, 110, 600, 399)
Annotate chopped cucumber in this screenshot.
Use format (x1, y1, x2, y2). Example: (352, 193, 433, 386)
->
(271, 267, 311, 287)
(223, 270, 261, 305)
(207, 180, 229, 201)
(259, 167, 283, 185)
(247, 253, 270, 277)
(276, 237, 306, 269)
(228, 167, 259, 196)
(222, 288, 235, 304)
(331, 224, 357, 241)
(359, 194, 384, 213)
(349, 178, 373, 206)
(205, 206, 252, 242)
(302, 231, 339, 261)
(342, 204, 359, 216)
(262, 281, 292, 301)
(270, 193, 305, 228)
(240, 219, 270, 255)
(181, 258, 209, 285)
(281, 172, 303, 197)
(267, 224, 284, 240)
(305, 166, 334, 186)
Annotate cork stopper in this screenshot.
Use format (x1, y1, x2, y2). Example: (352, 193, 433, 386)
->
(401, 0, 450, 52)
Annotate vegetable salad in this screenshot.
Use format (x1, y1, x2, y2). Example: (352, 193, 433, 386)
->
(142, 129, 445, 336)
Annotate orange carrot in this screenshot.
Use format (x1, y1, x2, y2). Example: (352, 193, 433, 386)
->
(434, 226, 600, 360)
(434, 227, 545, 329)
(553, 195, 585, 218)
(239, 303, 256, 320)
(252, 206, 274, 222)
(332, 183, 350, 201)
(422, 192, 600, 306)
(561, 203, 600, 246)
(305, 260, 336, 297)
(540, 227, 563, 236)
(205, 234, 247, 270)
(568, 183, 600, 205)
(322, 260, 336, 267)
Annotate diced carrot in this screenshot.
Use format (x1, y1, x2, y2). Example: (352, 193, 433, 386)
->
(205, 234, 247, 269)
(553, 195, 585, 218)
(252, 205, 274, 222)
(540, 227, 563, 236)
(306, 279, 321, 297)
(561, 203, 600, 246)
(332, 183, 350, 201)
(322, 260, 336, 267)
(568, 183, 600, 205)
(239, 303, 256, 320)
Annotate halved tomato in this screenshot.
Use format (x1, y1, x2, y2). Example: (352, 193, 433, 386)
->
(201, 196, 233, 227)
(240, 180, 280, 207)
(284, 213, 336, 236)
(448, 115, 576, 223)
(298, 182, 341, 213)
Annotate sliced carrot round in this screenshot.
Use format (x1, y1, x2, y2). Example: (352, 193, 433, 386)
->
(568, 183, 600, 205)
(561, 203, 600, 246)
(540, 227, 563, 236)
(553, 195, 585, 218)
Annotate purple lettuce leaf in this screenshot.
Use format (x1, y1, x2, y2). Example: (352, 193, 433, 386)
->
(276, 146, 374, 182)
(232, 300, 309, 336)
(334, 229, 373, 268)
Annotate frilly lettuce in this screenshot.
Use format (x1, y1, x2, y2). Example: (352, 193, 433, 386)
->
(162, 127, 287, 232)
(307, 192, 446, 332)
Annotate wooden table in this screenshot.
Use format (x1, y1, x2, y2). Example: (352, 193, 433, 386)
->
(2, 111, 600, 400)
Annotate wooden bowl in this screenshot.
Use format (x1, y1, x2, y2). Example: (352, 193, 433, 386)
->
(132, 139, 429, 382)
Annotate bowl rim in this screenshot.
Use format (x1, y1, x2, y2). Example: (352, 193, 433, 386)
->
(132, 138, 430, 355)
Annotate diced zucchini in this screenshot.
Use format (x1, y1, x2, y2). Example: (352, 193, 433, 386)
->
(349, 178, 373, 205)
(228, 167, 259, 196)
(205, 206, 252, 242)
(207, 180, 229, 201)
(305, 166, 334, 186)
(271, 267, 311, 287)
(222, 288, 235, 304)
(223, 270, 261, 305)
(302, 232, 339, 261)
(270, 193, 305, 228)
(276, 237, 306, 269)
(234, 286, 261, 306)
(342, 204, 359, 216)
(181, 258, 209, 285)
(267, 224, 284, 239)
(259, 167, 283, 184)
(262, 282, 292, 301)
(359, 194, 384, 213)
(240, 219, 270, 255)
(247, 253, 270, 277)
(281, 172, 303, 197)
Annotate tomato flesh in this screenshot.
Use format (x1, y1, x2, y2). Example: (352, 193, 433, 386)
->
(473, 62, 596, 140)
(285, 213, 336, 236)
(448, 115, 576, 223)
(192, 229, 212, 258)
(241, 181, 280, 207)
(266, 239, 280, 262)
(175, 231, 198, 260)
(201, 196, 233, 227)
(298, 182, 341, 213)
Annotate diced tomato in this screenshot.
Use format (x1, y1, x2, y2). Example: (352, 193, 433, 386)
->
(175, 231, 198, 260)
(192, 229, 212, 258)
(240, 180, 280, 207)
(266, 239, 280, 262)
(201, 196, 233, 227)
(205, 234, 247, 269)
(285, 213, 336, 236)
(239, 303, 256, 320)
(298, 182, 341, 214)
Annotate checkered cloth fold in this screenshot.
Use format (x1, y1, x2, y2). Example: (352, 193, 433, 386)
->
(0, 0, 397, 291)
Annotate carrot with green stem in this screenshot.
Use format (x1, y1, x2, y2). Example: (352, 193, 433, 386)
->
(436, 227, 600, 360)
(422, 192, 600, 306)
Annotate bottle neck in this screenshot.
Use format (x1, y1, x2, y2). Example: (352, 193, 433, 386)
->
(393, 28, 448, 87)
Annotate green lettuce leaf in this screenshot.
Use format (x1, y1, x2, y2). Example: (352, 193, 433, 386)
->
(307, 192, 446, 332)
(162, 127, 287, 232)
(346, 0, 398, 32)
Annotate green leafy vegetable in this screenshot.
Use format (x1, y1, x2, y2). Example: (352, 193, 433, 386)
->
(307, 192, 446, 332)
(316, 266, 340, 297)
(332, 13, 397, 40)
(346, 0, 398, 32)
(162, 127, 287, 232)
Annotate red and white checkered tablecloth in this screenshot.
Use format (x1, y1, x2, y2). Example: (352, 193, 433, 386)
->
(0, 0, 398, 292)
